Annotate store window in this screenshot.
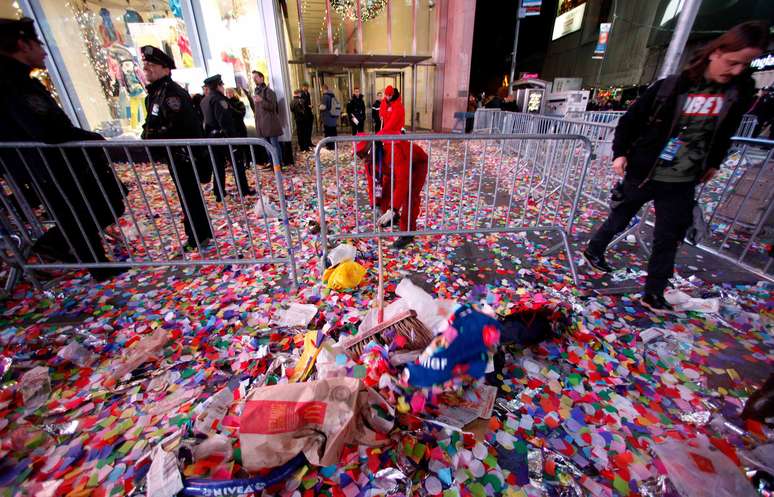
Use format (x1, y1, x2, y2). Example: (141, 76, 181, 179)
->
(198, 0, 272, 126)
(35, 0, 200, 137)
(0, 1, 63, 105)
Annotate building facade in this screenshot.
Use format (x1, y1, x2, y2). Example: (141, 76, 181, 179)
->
(541, 0, 774, 93)
(5, 0, 476, 138)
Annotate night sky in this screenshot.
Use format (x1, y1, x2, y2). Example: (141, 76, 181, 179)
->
(469, 0, 559, 97)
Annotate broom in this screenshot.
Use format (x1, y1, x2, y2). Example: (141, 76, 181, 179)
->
(342, 225, 433, 357)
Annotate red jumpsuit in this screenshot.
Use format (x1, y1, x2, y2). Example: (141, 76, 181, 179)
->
(362, 140, 428, 232)
(378, 95, 405, 135)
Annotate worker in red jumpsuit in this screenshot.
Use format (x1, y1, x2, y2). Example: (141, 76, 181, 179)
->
(378, 85, 405, 135)
(356, 132, 428, 249)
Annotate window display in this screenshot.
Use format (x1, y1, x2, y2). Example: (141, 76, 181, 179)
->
(38, 0, 200, 137)
(199, 0, 272, 126)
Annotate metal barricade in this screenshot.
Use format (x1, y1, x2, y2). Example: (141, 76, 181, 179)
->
(735, 114, 758, 138)
(495, 113, 617, 210)
(694, 137, 774, 279)
(314, 133, 593, 286)
(472, 109, 503, 134)
(0, 138, 299, 291)
(565, 111, 625, 126)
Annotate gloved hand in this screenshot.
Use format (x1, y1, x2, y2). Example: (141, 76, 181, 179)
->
(377, 208, 397, 227)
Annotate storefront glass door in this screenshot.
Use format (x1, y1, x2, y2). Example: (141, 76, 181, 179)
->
(32, 0, 203, 137)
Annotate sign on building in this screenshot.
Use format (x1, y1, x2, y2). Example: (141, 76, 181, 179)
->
(592, 22, 611, 59)
(521, 0, 542, 17)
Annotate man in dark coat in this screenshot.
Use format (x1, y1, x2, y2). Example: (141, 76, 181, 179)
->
(252, 71, 283, 170)
(300, 83, 314, 150)
(226, 87, 257, 187)
(371, 92, 382, 132)
(320, 84, 339, 150)
(201, 75, 253, 200)
(141, 44, 212, 252)
(346, 87, 366, 135)
(290, 89, 309, 152)
(0, 18, 127, 281)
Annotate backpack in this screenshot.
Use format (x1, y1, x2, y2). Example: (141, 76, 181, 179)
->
(330, 95, 342, 117)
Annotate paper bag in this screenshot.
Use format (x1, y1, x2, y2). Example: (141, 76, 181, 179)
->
(240, 377, 362, 470)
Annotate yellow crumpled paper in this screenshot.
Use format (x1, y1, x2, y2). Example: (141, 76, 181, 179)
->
(322, 260, 366, 290)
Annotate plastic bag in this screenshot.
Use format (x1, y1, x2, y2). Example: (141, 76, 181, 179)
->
(322, 260, 366, 290)
(395, 278, 455, 333)
(108, 328, 169, 383)
(254, 195, 281, 219)
(651, 435, 758, 497)
(664, 289, 720, 313)
(20, 366, 50, 411)
(327, 243, 357, 267)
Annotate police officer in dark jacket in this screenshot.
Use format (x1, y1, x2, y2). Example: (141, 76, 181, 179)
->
(226, 87, 257, 188)
(201, 75, 253, 201)
(0, 18, 127, 281)
(583, 21, 768, 313)
(141, 45, 212, 251)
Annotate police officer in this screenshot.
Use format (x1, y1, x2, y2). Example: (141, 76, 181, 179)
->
(0, 17, 127, 281)
(201, 74, 253, 200)
(140, 45, 212, 251)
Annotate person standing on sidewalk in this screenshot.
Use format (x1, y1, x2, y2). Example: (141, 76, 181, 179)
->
(347, 87, 366, 135)
(252, 70, 282, 170)
(290, 89, 310, 152)
(201, 75, 253, 200)
(371, 91, 382, 132)
(378, 85, 405, 135)
(300, 82, 315, 149)
(320, 84, 340, 150)
(582, 21, 768, 314)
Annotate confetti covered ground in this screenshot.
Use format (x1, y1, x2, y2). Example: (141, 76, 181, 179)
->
(1, 137, 772, 497)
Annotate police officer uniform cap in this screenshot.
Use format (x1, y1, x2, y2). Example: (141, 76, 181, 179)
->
(0, 17, 42, 43)
(203, 74, 223, 86)
(140, 45, 175, 69)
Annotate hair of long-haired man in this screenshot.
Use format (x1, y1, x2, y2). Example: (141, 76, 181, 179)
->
(684, 21, 769, 81)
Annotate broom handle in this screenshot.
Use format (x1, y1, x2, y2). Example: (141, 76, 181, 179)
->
(377, 232, 384, 324)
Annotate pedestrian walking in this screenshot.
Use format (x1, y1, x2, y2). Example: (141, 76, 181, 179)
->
(320, 84, 340, 150)
(371, 92, 382, 133)
(201, 75, 253, 201)
(252, 70, 283, 170)
(141, 44, 213, 253)
(582, 21, 769, 314)
(0, 17, 127, 281)
(347, 87, 366, 135)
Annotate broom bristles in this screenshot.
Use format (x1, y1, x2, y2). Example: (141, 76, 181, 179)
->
(343, 310, 433, 357)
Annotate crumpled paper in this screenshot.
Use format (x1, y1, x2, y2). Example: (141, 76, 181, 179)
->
(239, 377, 393, 469)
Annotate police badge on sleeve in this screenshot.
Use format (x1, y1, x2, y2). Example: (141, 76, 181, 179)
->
(165, 96, 181, 111)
